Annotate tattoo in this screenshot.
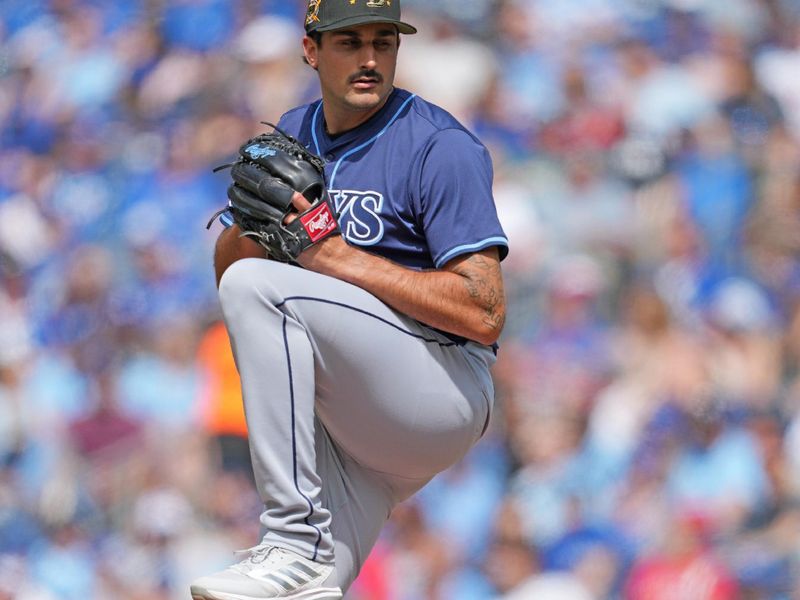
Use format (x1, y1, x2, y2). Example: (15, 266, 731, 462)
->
(453, 253, 506, 333)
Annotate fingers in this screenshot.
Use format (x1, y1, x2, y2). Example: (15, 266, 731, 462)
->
(283, 191, 313, 225)
(291, 191, 312, 213)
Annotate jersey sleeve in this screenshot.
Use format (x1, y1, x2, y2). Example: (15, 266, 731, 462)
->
(417, 128, 509, 268)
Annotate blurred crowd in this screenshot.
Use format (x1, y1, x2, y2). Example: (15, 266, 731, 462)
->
(2, 0, 800, 598)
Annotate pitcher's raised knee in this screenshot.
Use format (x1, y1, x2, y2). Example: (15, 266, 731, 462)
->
(218, 258, 285, 314)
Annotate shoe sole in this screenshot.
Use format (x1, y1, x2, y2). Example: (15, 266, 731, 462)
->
(190, 586, 342, 600)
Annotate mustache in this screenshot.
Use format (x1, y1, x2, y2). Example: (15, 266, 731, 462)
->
(349, 70, 383, 83)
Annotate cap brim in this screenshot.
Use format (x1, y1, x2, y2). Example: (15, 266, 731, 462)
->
(310, 15, 417, 35)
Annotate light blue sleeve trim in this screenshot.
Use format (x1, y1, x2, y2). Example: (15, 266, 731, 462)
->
(219, 210, 234, 228)
(435, 236, 509, 268)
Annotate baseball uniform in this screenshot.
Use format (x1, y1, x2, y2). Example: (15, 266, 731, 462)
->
(199, 84, 508, 599)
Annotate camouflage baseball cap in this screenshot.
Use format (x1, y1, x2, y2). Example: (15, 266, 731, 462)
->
(305, 0, 417, 35)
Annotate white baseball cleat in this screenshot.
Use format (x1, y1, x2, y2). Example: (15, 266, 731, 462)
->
(190, 544, 342, 600)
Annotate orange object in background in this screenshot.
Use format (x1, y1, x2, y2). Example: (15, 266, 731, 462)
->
(197, 320, 247, 437)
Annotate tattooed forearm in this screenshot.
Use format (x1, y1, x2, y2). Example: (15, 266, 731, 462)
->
(453, 252, 506, 333)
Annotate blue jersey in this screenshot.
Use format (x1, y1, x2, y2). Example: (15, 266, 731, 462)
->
(276, 87, 508, 270)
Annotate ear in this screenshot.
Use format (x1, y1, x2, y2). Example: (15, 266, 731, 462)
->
(303, 36, 319, 70)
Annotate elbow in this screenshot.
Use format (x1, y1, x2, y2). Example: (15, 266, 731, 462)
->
(471, 324, 503, 346)
(467, 305, 506, 346)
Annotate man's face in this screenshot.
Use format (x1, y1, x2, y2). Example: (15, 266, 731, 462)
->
(304, 23, 399, 117)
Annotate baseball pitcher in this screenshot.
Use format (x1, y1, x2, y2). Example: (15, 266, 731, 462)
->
(191, 0, 509, 598)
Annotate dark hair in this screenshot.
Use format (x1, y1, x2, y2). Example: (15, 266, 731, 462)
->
(303, 31, 323, 66)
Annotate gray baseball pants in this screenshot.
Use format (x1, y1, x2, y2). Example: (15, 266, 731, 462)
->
(218, 258, 496, 592)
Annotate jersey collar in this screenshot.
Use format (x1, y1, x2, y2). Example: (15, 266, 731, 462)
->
(311, 87, 413, 156)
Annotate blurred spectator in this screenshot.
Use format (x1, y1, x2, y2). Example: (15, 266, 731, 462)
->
(538, 65, 626, 157)
(160, 0, 234, 53)
(510, 254, 614, 415)
(29, 523, 97, 600)
(490, 0, 566, 125)
(757, 21, 800, 138)
(195, 320, 250, 474)
(379, 501, 452, 600)
(674, 115, 754, 268)
(0, 554, 56, 600)
(396, 16, 496, 123)
(703, 277, 782, 411)
(624, 510, 739, 600)
(610, 36, 715, 142)
(115, 317, 205, 429)
(718, 53, 784, 165)
(484, 499, 593, 600)
(230, 15, 315, 122)
(665, 397, 771, 536)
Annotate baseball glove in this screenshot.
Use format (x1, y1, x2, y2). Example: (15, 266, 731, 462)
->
(208, 124, 339, 263)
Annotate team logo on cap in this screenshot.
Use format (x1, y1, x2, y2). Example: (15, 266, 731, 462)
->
(306, 0, 322, 27)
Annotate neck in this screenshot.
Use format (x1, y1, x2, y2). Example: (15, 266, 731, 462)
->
(322, 88, 394, 135)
